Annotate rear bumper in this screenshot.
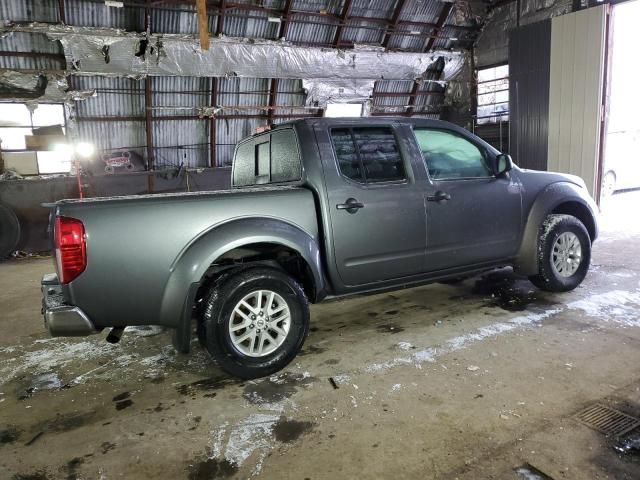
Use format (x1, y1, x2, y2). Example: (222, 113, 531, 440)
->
(41, 273, 99, 336)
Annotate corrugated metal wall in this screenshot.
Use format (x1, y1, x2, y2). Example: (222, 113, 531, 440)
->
(547, 5, 607, 196)
(509, 19, 551, 170)
(474, 0, 573, 67)
(1, 0, 477, 169)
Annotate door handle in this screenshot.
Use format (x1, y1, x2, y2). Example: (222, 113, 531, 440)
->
(426, 191, 451, 203)
(336, 198, 364, 214)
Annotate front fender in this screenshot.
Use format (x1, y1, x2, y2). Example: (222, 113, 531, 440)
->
(515, 182, 598, 275)
(158, 217, 324, 330)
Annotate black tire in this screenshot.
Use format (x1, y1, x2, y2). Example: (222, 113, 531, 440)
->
(0, 203, 21, 259)
(201, 266, 309, 379)
(196, 315, 207, 349)
(529, 214, 591, 292)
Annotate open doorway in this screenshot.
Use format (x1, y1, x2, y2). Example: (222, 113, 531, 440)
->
(600, 0, 640, 235)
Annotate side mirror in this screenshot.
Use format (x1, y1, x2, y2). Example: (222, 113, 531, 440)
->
(495, 153, 513, 176)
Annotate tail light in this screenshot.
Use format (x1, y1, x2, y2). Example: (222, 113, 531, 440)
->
(54, 216, 87, 284)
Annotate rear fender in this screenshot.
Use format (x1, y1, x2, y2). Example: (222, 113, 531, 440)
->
(160, 217, 324, 351)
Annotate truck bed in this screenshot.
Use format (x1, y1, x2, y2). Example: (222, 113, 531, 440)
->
(53, 185, 319, 329)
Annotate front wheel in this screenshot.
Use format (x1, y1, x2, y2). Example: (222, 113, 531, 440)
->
(201, 266, 310, 379)
(529, 214, 591, 292)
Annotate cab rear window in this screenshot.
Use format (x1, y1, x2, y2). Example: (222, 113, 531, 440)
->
(330, 127, 405, 184)
(232, 128, 302, 187)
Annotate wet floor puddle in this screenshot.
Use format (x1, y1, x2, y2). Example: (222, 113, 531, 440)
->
(16, 373, 63, 400)
(469, 272, 553, 312)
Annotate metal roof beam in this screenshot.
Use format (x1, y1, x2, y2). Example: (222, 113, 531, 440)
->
(216, 0, 226, 35)
(424, 3, 454, 52)
(58, 0, 66, 23)
(382, 0, 408, 48)
(279, 0, 293, 39)
(75, 114, 320, 121)
(144, 0, 155, 192)
(209, 77, 217, 167)
(404, 80, 421, 116)
(333, 0, 354, 47)
(267, 78, 278, 127)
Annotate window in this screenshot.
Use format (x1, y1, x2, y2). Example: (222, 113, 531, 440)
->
(270, 129, 301, 182)
(324, 103, 363, 118)
(330, 127, 405, 184)
(233, 141, 255, 186)
(414, 129, 492, 180)
(0, 102, 70, 174)
(331, 128, 361, 181)
(255, 141, 270, 182)
(477, 65, 509, 124)
(232, 128, 301, 187)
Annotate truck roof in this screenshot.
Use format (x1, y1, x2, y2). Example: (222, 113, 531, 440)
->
(272, 117, 454, 130)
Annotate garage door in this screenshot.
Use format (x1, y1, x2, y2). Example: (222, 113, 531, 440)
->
(547, 5, 607, 198)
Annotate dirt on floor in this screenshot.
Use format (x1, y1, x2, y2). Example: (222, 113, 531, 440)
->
(1, 194, 640, 480)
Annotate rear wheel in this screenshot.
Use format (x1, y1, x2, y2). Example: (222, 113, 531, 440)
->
(201, 266, 309, 379)
(529, 214, 591, 292)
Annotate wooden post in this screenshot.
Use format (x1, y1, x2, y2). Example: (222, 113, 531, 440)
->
(196, 0, 209, 51)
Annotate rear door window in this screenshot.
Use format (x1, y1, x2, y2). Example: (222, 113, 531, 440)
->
(330, 128, 363, 182)
(330, 127, 405, 184)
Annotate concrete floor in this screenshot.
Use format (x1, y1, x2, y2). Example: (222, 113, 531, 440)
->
(1, 192, 640, 480)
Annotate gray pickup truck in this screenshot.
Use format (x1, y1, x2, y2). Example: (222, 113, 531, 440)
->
(42, 118, 598, 378)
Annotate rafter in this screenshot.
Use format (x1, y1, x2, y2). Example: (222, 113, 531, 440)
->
(216, 0, 226, 35)
(424, 3, 454, 52)
(279, 0, 293, 39)
(79, 1, 477, 52)
(382, 0, 408, 48)
(333, 0, 354, 47)
(57, 0, 66, 23)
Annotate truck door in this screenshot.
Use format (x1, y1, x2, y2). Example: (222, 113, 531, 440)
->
(318, 125, 427, 287)
(413, 127, 522, 271)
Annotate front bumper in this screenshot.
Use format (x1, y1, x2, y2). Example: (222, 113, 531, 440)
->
(41, 273, 99, 336)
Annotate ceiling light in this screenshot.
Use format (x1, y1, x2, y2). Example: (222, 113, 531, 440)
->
(76, 142, 96, 158)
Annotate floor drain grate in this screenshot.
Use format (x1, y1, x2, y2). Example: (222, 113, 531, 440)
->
(574, 403, 640, 437)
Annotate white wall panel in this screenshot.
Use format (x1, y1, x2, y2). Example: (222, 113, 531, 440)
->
(547, 6, 607, 196)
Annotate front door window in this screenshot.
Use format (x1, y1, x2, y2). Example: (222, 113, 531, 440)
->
(414, 129, 492, 180)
